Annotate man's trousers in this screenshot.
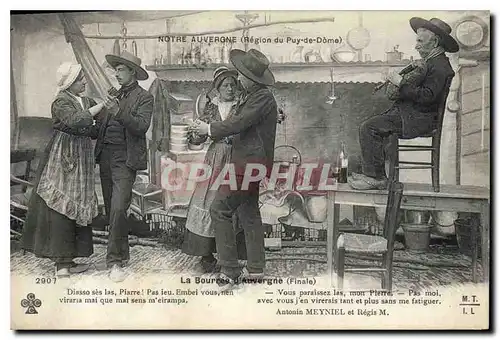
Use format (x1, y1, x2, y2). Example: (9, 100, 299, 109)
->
(99, 144, 136, 267)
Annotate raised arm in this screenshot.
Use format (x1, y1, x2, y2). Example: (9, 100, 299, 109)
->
(51, 98, 94, 129)
(210, 89, 276, 140)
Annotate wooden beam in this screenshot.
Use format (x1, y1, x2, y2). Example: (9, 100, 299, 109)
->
(83, 17, 336, 40)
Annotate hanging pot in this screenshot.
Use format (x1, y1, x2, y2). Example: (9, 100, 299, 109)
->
(132, 40, 138, 57)
(304, 193, 328, 223)
(113, 39, 121, 56)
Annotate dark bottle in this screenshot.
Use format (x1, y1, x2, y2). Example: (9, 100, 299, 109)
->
(337, 142, 348, 183)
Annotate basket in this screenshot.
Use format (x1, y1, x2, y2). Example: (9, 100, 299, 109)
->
(145, 212, 186, 249)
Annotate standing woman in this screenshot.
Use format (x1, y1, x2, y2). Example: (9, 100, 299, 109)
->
(22, 62, 109, 277)
(182, 67, 246, 272)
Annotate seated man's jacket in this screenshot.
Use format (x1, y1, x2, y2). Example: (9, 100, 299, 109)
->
(386, 53, 455, 139)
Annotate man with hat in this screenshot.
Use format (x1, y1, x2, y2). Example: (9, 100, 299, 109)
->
(349, 17, 458, 190)
(94, 51, 153, 282)
(192, 49, 278, 289)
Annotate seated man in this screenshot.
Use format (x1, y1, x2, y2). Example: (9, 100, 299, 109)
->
(349, 17, 458, 190)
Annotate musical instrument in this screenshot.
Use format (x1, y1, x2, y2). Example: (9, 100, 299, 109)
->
(372, 60, 424, 94)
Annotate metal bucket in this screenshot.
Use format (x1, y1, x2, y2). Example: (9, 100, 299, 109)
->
(402, 223, 431, 252)
(455, 217, 481, 257)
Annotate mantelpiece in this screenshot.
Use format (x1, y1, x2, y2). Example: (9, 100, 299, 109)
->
(146, 61, 410, 84)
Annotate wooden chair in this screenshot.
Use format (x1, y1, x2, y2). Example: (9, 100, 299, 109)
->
(388, 76, 454, 192)
(335, 181, 404, 292)
(11, 148, 36, 192)
(10, 149, 36, 239)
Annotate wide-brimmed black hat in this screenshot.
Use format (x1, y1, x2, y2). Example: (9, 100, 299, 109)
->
(230, 49, 275, 86)
(409, 17, 459, 53)
(105, 50, 149, 81)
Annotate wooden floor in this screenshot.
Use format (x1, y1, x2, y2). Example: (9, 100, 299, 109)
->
(11, 242, 479, 291)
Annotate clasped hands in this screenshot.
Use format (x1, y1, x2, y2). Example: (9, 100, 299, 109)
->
(188, 119, 209, 136)
(103, 94, 120, 115)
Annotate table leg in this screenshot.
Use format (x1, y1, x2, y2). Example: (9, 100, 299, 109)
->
(480, 202, 490, 282)
(333, 204, 340, 253)
(471, 215, 478, 283)
(326, 191, 336, 287)
(333, 203, 340, 282)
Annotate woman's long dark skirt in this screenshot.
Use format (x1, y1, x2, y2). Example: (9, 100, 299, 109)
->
(20, 133, 93, 263)
(21, 192, 93, 262)
(181, 140, 247, 260)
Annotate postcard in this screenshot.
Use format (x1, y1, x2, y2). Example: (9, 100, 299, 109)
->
(10, 10, 490, 330)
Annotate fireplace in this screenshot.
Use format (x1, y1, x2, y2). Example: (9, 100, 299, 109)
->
(166, 80, 393, 171)
(148, 61, 405, 173)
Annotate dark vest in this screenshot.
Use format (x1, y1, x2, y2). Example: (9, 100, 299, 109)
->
(103, 117, 126, 144)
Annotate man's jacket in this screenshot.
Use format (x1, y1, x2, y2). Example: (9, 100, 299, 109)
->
(210, 84, 278, 176)
(92, 81, 153, 171)
(387, 54, 455, 139)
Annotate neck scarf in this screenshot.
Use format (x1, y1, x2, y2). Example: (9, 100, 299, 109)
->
(425, 46, 445, 62)
(65, 90, 84, 110)
(213, 96, 237, 121)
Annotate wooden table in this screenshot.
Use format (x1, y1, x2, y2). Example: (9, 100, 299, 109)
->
(326, 183, 490, 285)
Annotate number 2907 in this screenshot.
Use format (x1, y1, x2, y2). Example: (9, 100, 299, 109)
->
(35, 277, 57, 284)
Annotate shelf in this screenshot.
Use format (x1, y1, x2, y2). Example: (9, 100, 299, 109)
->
(146, 61, 410, 84)
(146, 60, 410, 71)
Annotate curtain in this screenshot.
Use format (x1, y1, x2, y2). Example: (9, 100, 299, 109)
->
(11, 61, 19, 148)
(58, 13, 113, 99)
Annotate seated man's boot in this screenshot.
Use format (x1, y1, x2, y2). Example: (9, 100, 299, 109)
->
(348, 174, 387, 190)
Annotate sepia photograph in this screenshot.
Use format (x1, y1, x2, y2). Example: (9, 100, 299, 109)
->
(9, 9, 491, 330)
